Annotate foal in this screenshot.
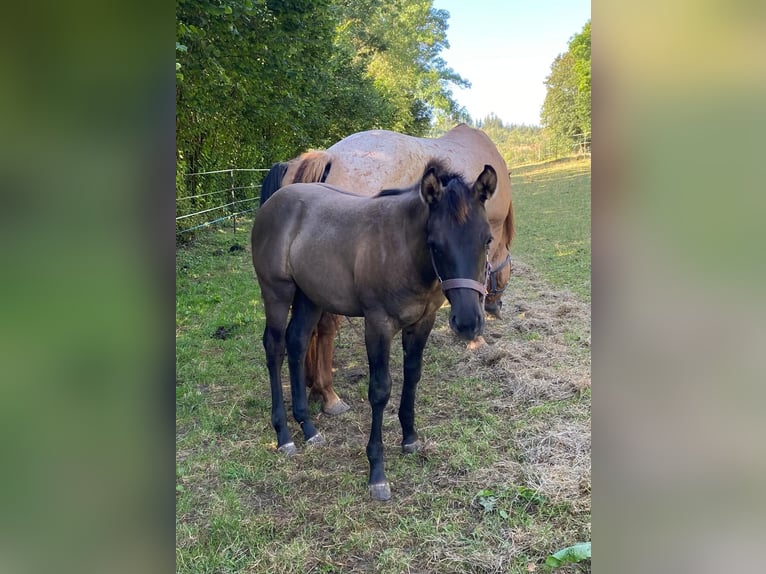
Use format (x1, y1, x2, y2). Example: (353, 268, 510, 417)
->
(251, 161, 497, 500)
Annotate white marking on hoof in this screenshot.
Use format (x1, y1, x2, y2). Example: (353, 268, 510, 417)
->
(369, 482, 392, 501)
(306, 433, 327, 447)
(277, 442, 297, 456)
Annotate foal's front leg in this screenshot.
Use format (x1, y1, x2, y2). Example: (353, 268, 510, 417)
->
(399, 313, 436, 453)
(364, 318, 396, 501)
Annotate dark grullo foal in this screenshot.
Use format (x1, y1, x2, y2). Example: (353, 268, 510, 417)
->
(258, 124, 515, 418)
(251, 161, 497, 500)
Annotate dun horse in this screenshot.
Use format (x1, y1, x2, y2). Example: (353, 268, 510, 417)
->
(260, 124, 515, 416)
(251, 162, 497, 500)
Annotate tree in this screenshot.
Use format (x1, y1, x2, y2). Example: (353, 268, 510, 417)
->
(541, 20, 590, 153)
(175, 0, 469, 209)
(332, 0, 469, 133)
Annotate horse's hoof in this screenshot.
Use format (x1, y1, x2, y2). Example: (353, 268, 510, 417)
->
(323, 399, 351, 416)
(369, 482, 391, 501)
(306, 433, 327, 447)
(402, 440, 423, 454)
(277, 442, 297, 456)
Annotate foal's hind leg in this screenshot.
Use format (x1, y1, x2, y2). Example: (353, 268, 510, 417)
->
(286, 289, 325, 445)
(261, 287, 296, 454)
(399, 313, 437, 454)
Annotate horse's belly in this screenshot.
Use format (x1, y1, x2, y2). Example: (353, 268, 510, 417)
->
(302, 286, 364, 317)
(291, 265, 364, 317)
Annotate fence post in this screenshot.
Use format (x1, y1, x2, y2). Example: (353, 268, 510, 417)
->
(230, 168, 236, 233)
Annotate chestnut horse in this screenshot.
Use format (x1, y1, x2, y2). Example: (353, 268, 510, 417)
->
(259, 124, 515, 415)
(252, 161, 497, 500)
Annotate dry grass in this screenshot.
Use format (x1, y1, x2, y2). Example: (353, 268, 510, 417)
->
(176, 158, 591, 573)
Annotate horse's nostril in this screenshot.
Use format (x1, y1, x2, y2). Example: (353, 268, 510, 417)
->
(450, 311, 484, 340)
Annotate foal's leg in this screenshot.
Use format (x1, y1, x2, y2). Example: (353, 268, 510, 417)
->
(399, 313, 437, 453)
(285, 289, 324, 445)
(261, 290, 295, 454)
(364, 317, 396, 501)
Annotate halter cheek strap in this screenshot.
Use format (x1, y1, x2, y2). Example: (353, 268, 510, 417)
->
(430, 248, 490, 302)
(487, 253, 512, 296)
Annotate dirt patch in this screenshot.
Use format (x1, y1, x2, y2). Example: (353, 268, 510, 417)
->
(212, 325, 238, 339)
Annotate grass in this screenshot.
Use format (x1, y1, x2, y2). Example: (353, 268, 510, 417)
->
(176, 158, 591, 573)
(510, 157, 591, 301)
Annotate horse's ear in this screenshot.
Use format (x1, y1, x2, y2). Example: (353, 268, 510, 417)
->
(420, 167, 443, 205)
(474, 164, 497, 203)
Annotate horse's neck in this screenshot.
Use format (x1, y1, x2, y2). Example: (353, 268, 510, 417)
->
(396, 194, 437, 287)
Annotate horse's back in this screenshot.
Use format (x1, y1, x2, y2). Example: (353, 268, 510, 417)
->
(251, 183, 390, 316)
(325, 124, 513, 245)
(326, 131, 430, 192)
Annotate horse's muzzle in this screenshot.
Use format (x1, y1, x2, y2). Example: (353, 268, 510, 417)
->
(449, 309, 485, 340)
(446, 287, 486, 340)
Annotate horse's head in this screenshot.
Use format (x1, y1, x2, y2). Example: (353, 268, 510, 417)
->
(421, 163, 497, 340)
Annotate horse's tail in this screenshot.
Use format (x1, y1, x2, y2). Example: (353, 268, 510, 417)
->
(259, 162, 289, 206)
(505, 196, 516, 246)
(292, 150, 332, 184)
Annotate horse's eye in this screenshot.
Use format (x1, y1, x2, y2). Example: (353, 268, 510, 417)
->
(485, 236, 493, 246)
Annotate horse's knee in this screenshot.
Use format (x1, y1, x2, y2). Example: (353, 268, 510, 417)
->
(263, 326, 285, 359)
(368, 380, 391, 407)
(285, 325, 309, 357)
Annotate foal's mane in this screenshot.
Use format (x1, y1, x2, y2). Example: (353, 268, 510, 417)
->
(376, 160, 473, 223)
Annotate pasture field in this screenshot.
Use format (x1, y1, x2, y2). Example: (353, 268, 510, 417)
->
(176, 158, 591, 573)
(510, 158, 591, 301)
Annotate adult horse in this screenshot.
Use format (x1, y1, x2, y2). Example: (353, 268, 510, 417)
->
(251, 161, 497, 500)
(259, 124, 515, 415)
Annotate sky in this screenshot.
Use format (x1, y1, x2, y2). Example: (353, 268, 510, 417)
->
(432, 0, 591, 127)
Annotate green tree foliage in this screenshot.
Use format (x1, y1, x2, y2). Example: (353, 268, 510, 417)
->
(176, 0, 467, 188)
(176, 0, 343, 179)
(541, 20, 590, 153)
(335, 0, 468, 133)
(473, 114, 545, 167)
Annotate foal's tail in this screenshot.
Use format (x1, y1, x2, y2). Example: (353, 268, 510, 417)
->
(259, 162, 289, 206)
(259, 150, 333, 206)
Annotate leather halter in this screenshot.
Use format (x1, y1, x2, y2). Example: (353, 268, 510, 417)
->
(487, 253, 512, 297)
(430, 248, 490, 303)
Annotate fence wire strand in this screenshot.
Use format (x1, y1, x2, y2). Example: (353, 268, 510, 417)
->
(177, 184, 260, 202)
(177, 167, 265, 235)
(177, 207, 258, 234)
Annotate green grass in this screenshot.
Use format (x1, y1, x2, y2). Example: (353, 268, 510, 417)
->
(176, 160, 591, 573)
(510, 157, 591, 301)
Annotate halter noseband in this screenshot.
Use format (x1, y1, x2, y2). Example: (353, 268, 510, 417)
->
(430, 247, 490, 303)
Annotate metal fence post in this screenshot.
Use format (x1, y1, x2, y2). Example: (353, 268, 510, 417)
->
(230, 168, 236, 233)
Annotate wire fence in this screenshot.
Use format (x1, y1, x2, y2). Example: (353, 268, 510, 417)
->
(525, 132, 590, 166)
(176, 168, 269, 237)
(176, 134, 590, 238)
